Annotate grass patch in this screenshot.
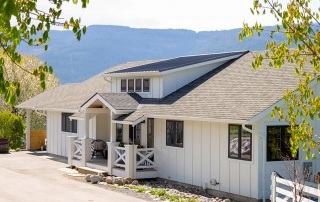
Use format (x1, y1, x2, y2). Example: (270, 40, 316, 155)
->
(136, 187, 147, 193)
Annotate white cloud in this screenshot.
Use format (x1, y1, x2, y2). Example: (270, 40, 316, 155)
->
(37, 0, 320, 32)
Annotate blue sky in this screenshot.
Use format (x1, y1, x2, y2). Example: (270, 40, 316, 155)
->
(39, 0, 320, 32)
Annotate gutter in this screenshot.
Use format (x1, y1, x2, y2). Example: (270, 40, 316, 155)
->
(242, 124, 265, 202)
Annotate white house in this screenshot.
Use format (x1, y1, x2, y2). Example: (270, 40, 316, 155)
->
(17, 51, 320, 201)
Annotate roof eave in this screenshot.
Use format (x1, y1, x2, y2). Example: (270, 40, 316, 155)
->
(104, 71, 160, 78)
(145, 114, 248, 124)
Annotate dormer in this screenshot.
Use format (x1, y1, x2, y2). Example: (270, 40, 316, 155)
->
(104, 51, 248, 99)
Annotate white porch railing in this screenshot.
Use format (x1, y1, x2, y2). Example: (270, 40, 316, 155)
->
(74, 139, 83, 160)
(135, 148, 155, 169)
(114, 146, 126, 168)
(270, 172, 320, 202)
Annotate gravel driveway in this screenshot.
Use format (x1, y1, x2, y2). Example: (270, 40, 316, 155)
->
(0, 151, 147, 202)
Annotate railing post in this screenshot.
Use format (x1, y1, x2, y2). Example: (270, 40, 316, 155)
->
(81, 138, 92, 167)
(133, 145, 138, 179)
(271, 172, 277, 202)
(125, 145, 135, 178)
(107, 142, 118, 175)
(67, 136, 78, 165)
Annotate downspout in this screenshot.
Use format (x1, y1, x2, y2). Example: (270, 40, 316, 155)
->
(242, 124, 265, 202)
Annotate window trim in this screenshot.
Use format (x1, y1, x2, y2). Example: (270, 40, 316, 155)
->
(120, 78, 150, 93)
(266, 125, 299, 162)
(228, 124, 252, 161)
(166, 120, 183, 148)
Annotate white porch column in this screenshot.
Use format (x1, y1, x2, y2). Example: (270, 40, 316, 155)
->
(26, 109, 31, 150)
(81, 138, 91, 166)
(125, 145, 135, 178)
(107, 142, 119, 175)
(110, 112, 116, 142)
(67, 136, 78, 165)
(84, 110, 89, 139)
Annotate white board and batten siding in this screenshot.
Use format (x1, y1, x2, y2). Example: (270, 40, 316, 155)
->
(46, 111, 83, 157)
(154, 118, 260, 199)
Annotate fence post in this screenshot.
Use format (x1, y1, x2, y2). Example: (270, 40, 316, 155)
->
(125, 145, 134, 178)
(67, 136, 78, 165)
(271, 172, 277, 202)
(133, 145, 138, 179)
(107, 142, 118, 175)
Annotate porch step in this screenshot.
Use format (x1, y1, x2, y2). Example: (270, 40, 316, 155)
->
(77, 167, 108, 176)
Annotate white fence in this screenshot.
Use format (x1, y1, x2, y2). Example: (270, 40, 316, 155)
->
(270, 172, 320, 202)
(135, 148, 155, 169)
(114, 146, 126, 168)
(74, 139, 82, 160)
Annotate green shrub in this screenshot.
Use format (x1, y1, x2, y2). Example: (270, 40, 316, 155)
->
(0, 110, 26, 149)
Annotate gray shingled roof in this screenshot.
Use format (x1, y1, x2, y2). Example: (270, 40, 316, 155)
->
(115, 51, 312, 123)
(106, 51, 248, 74)
(16, 60, 161, 111)
(92, 93, 142, 110)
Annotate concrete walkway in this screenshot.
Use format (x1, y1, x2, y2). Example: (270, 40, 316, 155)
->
(0, 151, 146, 202)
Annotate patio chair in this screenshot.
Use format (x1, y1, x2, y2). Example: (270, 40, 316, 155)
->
(91, 139, 106, 160)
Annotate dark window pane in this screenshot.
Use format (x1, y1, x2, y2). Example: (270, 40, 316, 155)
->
(267, 126, 298, 161)
(128, 79, 134, 92)
(116, 123, 123, 142)
(143, 79, 150, 92)
(228, 125, 252, 161)
(176, 122, 183, 147)
(267, 126, 282, 161)
(166, 120, 183, 148)
(134, 124, 141, 145)
(229, 125, 239, 158)
(121, 79, 127, 92)
(241, 127, 251, 160)
(147, 118, 154, 148)
(136, 79, 142, 92)
(71, 120, 77, 133)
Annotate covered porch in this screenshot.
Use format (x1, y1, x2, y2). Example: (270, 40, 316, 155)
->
(67, 93, 157, 179)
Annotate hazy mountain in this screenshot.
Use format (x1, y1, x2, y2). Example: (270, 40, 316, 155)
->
(18, 25, 285, 83)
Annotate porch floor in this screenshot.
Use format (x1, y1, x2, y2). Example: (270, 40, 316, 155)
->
(86, 156, 108, 172)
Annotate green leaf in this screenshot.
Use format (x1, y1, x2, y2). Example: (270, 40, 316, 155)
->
(0, 0, 19, 20)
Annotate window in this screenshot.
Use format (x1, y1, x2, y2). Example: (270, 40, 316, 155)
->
(147, 118, 154, 148)
(135, 123, 141, 145)
(61, 113, 77, 133)
(166, 120, 183, 147)
(228, 125, 252, 161)
(143, 79, 150, 92)
(135, 79, 142, 92)
(121, 79, 127, 92)
(267, 126, 298, 161)
(116, 124, 123, 142)
(128, 79, 134, 92)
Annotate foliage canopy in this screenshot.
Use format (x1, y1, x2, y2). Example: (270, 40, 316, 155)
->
(239, 0, 320, 160)
(0, 0, 88, 105)
(0, 110, 25, 149)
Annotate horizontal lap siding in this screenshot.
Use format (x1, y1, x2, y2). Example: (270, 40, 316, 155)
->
(154, 119, 259, 199)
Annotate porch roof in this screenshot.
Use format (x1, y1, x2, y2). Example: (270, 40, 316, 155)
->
(113, 51, 313, 124)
